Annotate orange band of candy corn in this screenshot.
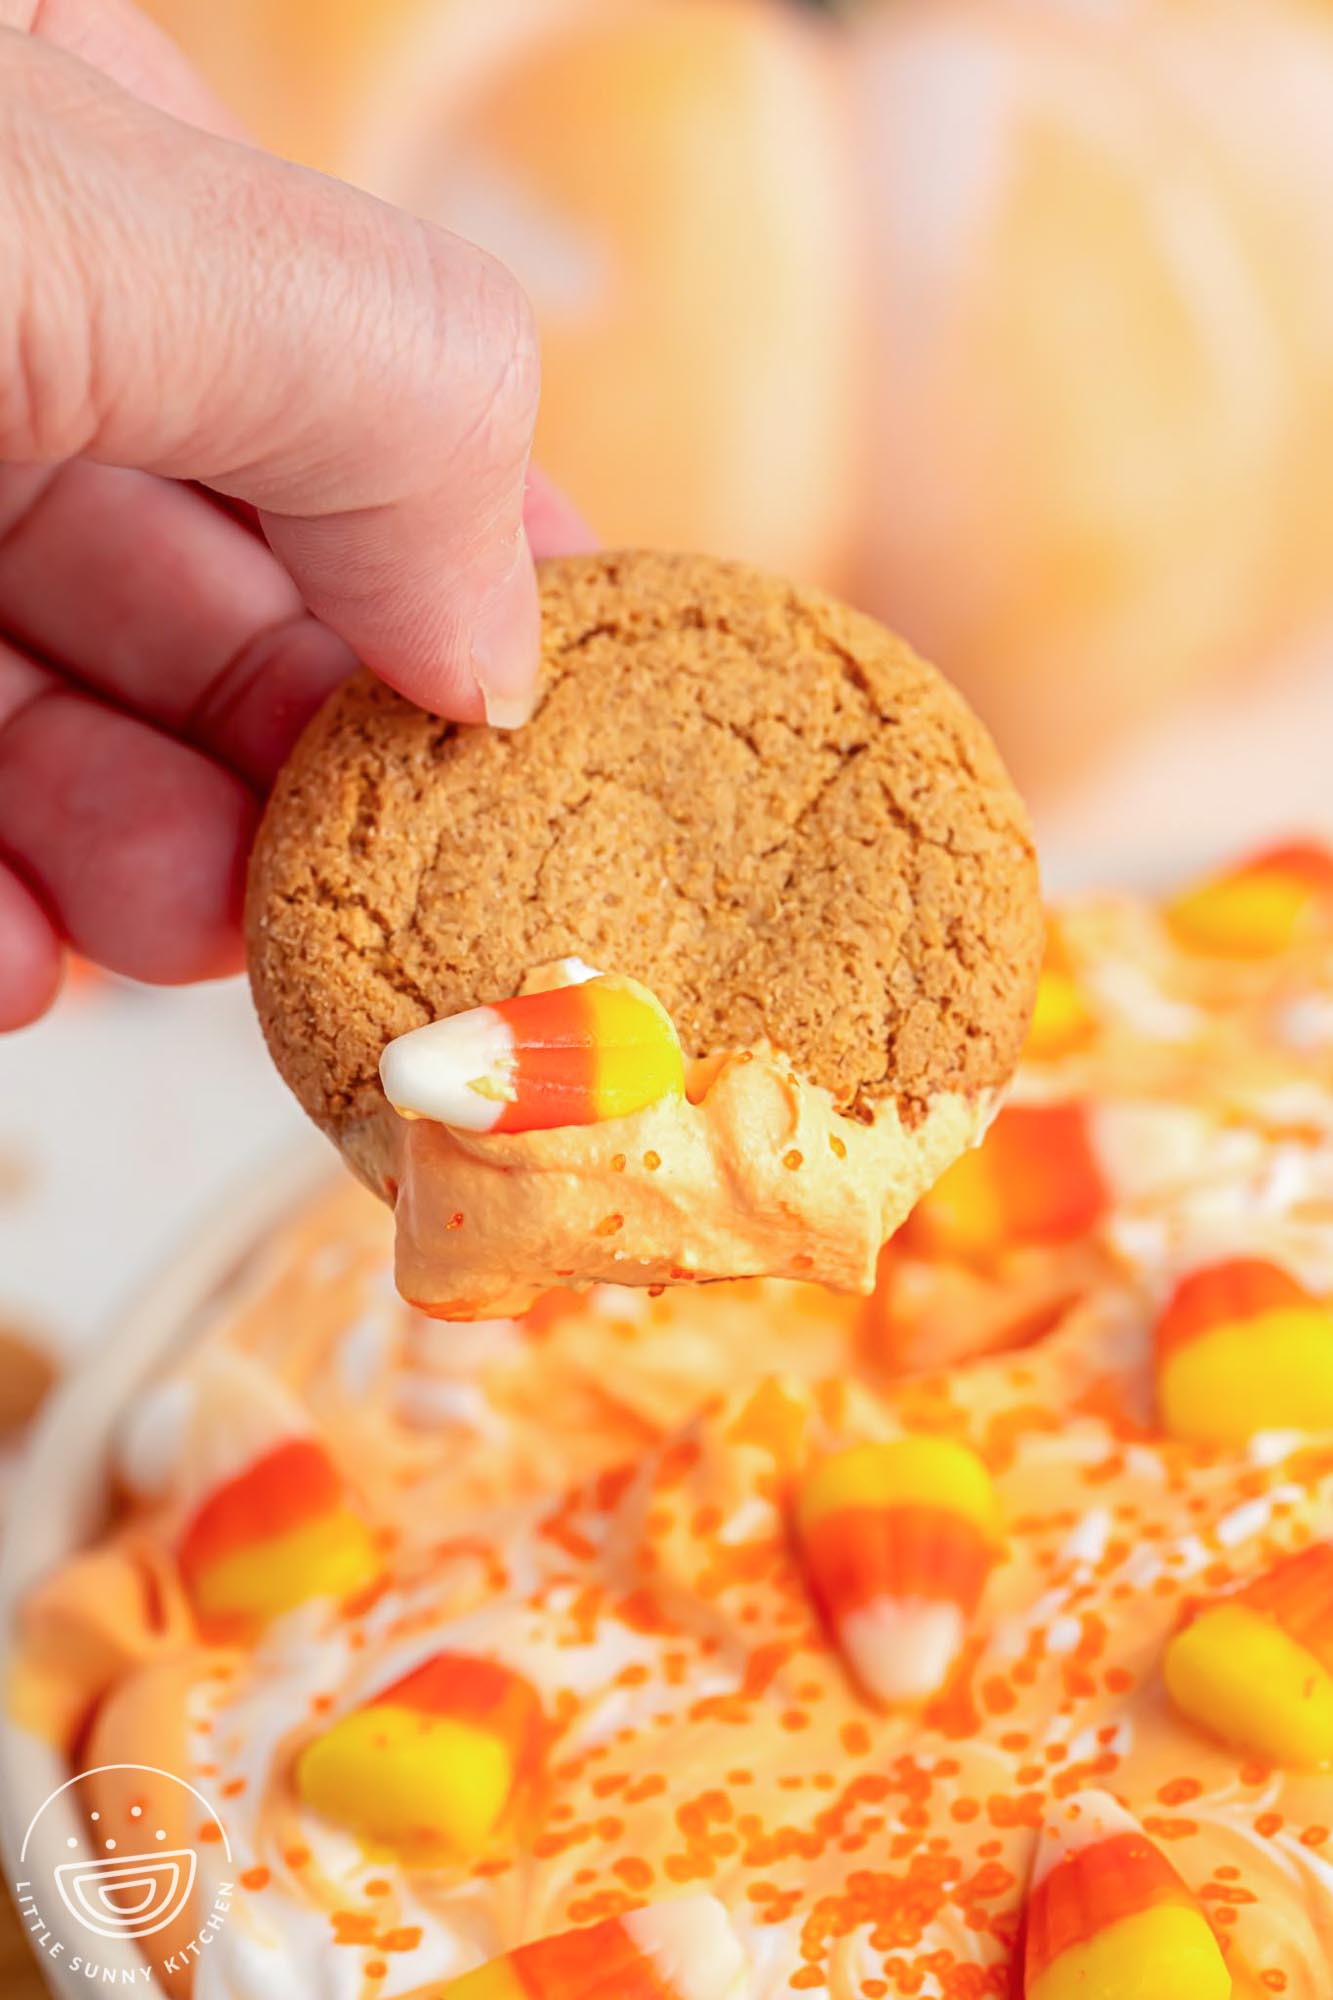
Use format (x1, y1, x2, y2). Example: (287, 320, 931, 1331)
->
(179, 1437, 379, 1631)
(1156, 1257, 1310, 1357)
(901, 1102, 1105, 1259)
(1239, 1541, 1333, 1663)
(376, 1651, 544, 1744)
(801, 1505, 994, 1622)
(439, 1897, 745, 2000)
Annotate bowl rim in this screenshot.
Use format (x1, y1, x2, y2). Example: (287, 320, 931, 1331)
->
(0, 1137, 331, 2000)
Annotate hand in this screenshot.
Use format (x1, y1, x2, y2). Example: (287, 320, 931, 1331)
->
(0, 0, 592, 1029)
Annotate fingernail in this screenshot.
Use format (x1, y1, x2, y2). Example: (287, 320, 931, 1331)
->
(471, 542, 540, 730)
(479, 682, 535, 730)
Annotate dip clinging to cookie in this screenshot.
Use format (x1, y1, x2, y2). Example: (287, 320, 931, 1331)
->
(247, 551, 1042, 1317)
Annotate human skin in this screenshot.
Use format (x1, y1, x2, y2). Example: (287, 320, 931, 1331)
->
(0, 0, 591, 1030)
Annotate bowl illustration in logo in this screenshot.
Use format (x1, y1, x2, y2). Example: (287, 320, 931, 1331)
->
(54, 1845, 197, 1941)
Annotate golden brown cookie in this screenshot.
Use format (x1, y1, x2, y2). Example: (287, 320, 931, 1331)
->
(248, 551, 1042, 1180)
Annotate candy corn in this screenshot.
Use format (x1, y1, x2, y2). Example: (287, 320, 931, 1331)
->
(1025, 928, 1096, 1063)
(295, 1651, 542, 1856)
(380, 974, 685, 1133)
(1166, 841, 1333, 959)
(1024, 1790, 1230, 2000)
(1155, 1256, 1333, 1445)
(796, 1436, 1000, 1703)
(1165, 1543, 1333, 1769)
(437, 1896, 747, 2000)
(178, 1437, 379, 1633)
(900, 1103, 1106, 1261)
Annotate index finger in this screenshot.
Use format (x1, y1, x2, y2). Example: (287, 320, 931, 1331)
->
(3, 28, 546, 724)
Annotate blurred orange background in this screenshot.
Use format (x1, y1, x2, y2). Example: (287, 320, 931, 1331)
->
(137, 0, 1333, 815)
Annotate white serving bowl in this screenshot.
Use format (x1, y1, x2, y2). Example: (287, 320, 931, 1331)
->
(0, 1144, 331, 1999)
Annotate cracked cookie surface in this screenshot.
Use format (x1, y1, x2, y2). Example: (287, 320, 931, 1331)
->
(246, 551, 1041, 1149)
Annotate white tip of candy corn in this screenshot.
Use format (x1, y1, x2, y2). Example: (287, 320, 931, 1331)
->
(840, 1599, 966, 1704)
(623, 1895, 748, 2000)
(380, 1009, 515, 1130)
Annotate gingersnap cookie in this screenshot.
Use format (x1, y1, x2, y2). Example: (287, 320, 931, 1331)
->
(247, 551, 1041, 1316)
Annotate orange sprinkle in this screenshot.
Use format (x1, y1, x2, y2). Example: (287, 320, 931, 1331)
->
(643, 1150, 661, 1170)
(594, 1213, 625, 1236)
(239, 1867, 270, 1893)
(379, 1927, 423, 1952)
(1143, 1816, 1198, 1842)
(981, 1677, 1017, 1716)
(784, 1150, 804, 1171)
(446, 1212, 464, 1230)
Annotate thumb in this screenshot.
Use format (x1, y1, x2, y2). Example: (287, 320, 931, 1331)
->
(0, 27, 542, 723)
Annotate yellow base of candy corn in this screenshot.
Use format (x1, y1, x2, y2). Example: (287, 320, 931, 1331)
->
(1167, 876, 1314, 959)
(439, 1959, 527, 2000)
(191, 1507, 379, 1622)
(296, 1705, 514, 1854)
(588, 976, 687, 1120)
(1028, 1902, 1230, 2000)
(1159, 1309, 1333, 1445)
(798, 1436, 1000, 1538)
(1026, 968, 1094, 1060)
(1165, 1603, 1333, 1770)
(906, 1147, 1005, 1259)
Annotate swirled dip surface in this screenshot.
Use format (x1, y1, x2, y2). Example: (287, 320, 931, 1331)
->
(13, 849, 1333, 1997)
